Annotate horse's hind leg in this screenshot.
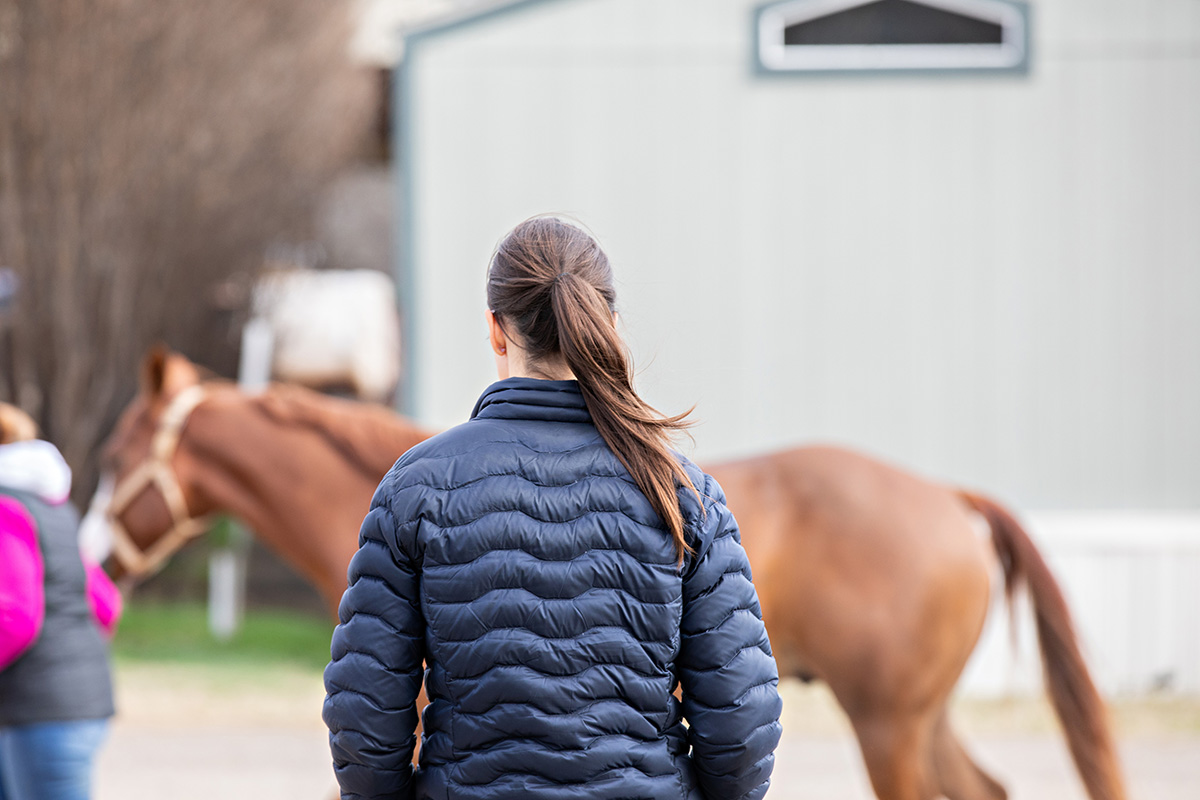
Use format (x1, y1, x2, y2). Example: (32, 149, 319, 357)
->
(930, 710, 1007, 800)
(850, 711, 938, 800)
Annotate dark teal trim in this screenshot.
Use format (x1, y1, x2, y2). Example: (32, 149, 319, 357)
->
(751, 0, 1031, 79)
(393, 0, 572, 417)
(403, 0, 570, 48)
(393, 58, 415, 415)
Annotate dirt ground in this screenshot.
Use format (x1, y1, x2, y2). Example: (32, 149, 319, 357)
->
(96, 665, 1200, 799)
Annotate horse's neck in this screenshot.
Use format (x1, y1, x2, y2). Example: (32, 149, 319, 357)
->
(186, 395, 426, 614)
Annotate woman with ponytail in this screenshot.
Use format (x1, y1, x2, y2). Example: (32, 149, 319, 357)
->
(324, 217, 781, 800)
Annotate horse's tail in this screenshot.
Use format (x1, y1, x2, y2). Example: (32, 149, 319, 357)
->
(959, 491, 1127, 800)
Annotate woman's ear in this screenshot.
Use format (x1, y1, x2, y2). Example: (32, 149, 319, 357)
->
(485, 310, 511, 380)
(485, 310, 508, 356)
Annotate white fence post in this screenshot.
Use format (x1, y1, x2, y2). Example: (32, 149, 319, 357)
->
(207, 523, 249, 642)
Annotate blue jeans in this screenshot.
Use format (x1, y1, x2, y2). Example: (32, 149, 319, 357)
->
(0, 720, 107, 800)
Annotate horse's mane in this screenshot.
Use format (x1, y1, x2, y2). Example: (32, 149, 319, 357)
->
(251, 383, 433, 479)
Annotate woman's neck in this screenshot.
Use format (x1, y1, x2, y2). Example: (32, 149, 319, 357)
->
(505, 348, 575, 381)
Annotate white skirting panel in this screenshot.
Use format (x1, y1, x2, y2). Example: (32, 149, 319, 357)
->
(959, 512, 1200, 697)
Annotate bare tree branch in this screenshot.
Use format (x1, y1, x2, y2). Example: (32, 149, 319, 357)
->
(0, 0, 375, 502)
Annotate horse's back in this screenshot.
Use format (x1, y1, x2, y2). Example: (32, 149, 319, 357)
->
(709, 444, 979, 561)
(707, 445, 994, 702)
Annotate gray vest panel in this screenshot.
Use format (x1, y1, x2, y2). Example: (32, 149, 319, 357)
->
(0, 487, 115, 726)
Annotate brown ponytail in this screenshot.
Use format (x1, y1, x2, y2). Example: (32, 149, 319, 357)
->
(487, 217, 698, 562)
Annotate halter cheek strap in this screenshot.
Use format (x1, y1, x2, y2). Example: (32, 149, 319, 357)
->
(107, 385, 213, 578)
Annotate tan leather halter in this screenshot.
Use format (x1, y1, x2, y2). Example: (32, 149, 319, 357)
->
(107, 384, 213, 578)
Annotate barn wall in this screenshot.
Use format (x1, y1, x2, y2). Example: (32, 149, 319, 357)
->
(399, 0, 1200, 511)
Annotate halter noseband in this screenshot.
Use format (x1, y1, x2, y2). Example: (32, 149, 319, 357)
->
(107, 384, 213, 578)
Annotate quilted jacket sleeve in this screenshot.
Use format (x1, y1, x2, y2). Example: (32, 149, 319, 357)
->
(679, 474, 783, 800)
(323, 484, 425, 800)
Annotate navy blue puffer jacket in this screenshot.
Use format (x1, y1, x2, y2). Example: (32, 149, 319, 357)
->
(323, 378, 782, 800)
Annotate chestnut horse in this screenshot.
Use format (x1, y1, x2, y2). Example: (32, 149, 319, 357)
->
(100, 349, 1125, 800)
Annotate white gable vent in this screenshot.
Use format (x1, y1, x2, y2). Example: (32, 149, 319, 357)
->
(756, 0, 1029, 74)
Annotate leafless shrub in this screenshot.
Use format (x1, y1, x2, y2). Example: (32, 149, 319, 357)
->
(0, 0, 375, 501)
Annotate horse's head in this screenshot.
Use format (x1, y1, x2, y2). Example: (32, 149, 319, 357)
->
(94, 346, 214, 581)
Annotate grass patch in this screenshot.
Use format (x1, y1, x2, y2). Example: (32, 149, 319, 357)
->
(113, 602, 333, 673)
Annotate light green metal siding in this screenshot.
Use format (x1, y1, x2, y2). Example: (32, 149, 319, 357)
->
(399, 0, 1200, 509)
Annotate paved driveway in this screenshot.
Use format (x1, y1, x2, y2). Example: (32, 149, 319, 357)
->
(95, 668, 1200, 799)
(96, 722, 1200, 799)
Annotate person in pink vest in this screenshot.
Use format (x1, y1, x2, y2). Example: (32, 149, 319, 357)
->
(0, 403, 120, 800)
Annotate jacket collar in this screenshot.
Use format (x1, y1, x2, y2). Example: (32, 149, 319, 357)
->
(471, 377, 591, 424)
